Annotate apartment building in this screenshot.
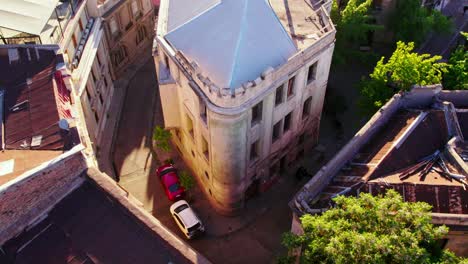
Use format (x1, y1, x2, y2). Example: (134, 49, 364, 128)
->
(87, 0, 154, 79)
(155, 0, 336, 215)
(0, 0, 116, 155)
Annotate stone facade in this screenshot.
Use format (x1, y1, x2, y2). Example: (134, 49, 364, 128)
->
(88, 0, 155, 79)
(154, 1, 336, 215)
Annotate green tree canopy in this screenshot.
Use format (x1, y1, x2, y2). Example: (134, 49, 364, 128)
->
(388, 0, 452, 46)
(443, 32, 468, 90)
(153, 125, 171, 152)
(332, 0, 382, 64)
(359, 41, 447, 115)
(281, 190, 464, 264)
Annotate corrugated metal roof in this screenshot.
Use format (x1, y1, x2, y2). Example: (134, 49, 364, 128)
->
(0, 0, 59, 36)
(164, 0, 297, 90)
(0, 47, 68, 150)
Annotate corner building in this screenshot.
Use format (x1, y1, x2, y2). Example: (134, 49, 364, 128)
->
(154, 0, 336, 215)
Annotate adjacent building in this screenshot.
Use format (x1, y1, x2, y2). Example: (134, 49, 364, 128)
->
(0, 0, 116, 155)
(87, 0, 154, 79)
(0, 45, 81, 184)
(155, 0, 336, 215)
(291, 86, 468, 256)
(0, 149, 209, 264)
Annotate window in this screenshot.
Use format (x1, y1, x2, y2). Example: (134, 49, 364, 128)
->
(111, 45, 127, 67)
(251, 101, 262, 125)
(136, 26, 147, 45)
(284, 112, 292, 132)
(94, 111, 99, 123)
(186, 114, 194, 138)
(202, 136, 209, 160)
(71, 34, 77, 49)
(85, 84, 92, 100)
(275, 85, 284, 106)
(78, 19, 83, 31)
(99, 93, 103, 106)
(299, 132, 305, 144)
(200, 101, 207, 125)
(287, 77, 295, 98)
(250, 140, 259, 161)
(205, 171, 210, 180)
(280, 156, 287, 174)
(272, 121, 281, 142)
(103, 76, 108, 88)
(131, 0, 140, 18)
(96, 52, 102, 66)
(91, 69, 97, 83)
(109, 17, 119, 35)
(307, 62, 318, 84)
(302, 96, 312, 119)
(164, 54, 170, 71)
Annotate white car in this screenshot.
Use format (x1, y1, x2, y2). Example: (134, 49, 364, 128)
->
(169, 200, 205, 239)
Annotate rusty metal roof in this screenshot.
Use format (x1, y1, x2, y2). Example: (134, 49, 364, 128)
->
(0, 46, 71, 150)
(304, 107, 467, 214)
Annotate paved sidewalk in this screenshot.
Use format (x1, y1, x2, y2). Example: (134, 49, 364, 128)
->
(97, 50, 153, 179)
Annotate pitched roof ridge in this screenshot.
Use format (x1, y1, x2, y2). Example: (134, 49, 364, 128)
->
(226, 0, 248, 88)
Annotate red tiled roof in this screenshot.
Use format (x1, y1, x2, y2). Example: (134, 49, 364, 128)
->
(0, 47, 71, 150)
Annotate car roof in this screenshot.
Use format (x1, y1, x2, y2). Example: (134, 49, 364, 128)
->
(170, 201, 199, 228)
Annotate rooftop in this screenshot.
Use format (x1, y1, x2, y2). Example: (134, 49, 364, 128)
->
(160, 0, 333, 90)
(0, 46, 78, 185)
(1, 180, 191, 264)
(293, 87, 468, 216)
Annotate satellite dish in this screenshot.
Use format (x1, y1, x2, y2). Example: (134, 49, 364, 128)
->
(59, 119, 70, 131)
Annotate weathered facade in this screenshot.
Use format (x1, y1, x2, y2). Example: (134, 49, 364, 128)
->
(88, 0, 154, 79)
(154, 0, 336, 215)
(291, 86, 468, 256)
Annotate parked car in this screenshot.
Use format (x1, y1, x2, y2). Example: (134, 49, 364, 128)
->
(156, 164, 185, 201)
(169, 200, 205, 239)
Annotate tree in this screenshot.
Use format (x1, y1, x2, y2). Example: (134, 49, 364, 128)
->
(332, 0, 383, 64)
(280, 190, 464, 264)
(359, 41, 447, 115)
(388, 0, 452, 46)
(443, 32, 468, 90)
(153, 125, 171, 152)
(179, 170, 195, 200)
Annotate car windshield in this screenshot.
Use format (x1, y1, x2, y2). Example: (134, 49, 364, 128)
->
(174, 204, 189, 214)
(168, 183, 181, 193)
(160, 168, 176, 176)
(187, 222, 201, 233)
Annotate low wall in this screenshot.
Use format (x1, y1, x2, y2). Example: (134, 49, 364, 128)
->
(0, 146, 86, 245)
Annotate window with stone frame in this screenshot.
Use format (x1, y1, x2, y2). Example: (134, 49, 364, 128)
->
(250, 140, 260, 161)
(287, 76, 295, 98)
(135, 26, 147, 45)
(307, 61, 318, 84)
(284, 111, 292, 132)
(272, 120, 282, 142)
(275, 84, 284, 106)
(302, 96, 312, 119)
(251, 101, 263, 125)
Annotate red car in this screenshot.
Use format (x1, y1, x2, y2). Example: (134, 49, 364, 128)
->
(156, 164, 185, 201)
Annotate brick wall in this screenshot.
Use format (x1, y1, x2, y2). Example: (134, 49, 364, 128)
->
(0, 149, 87, 245)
